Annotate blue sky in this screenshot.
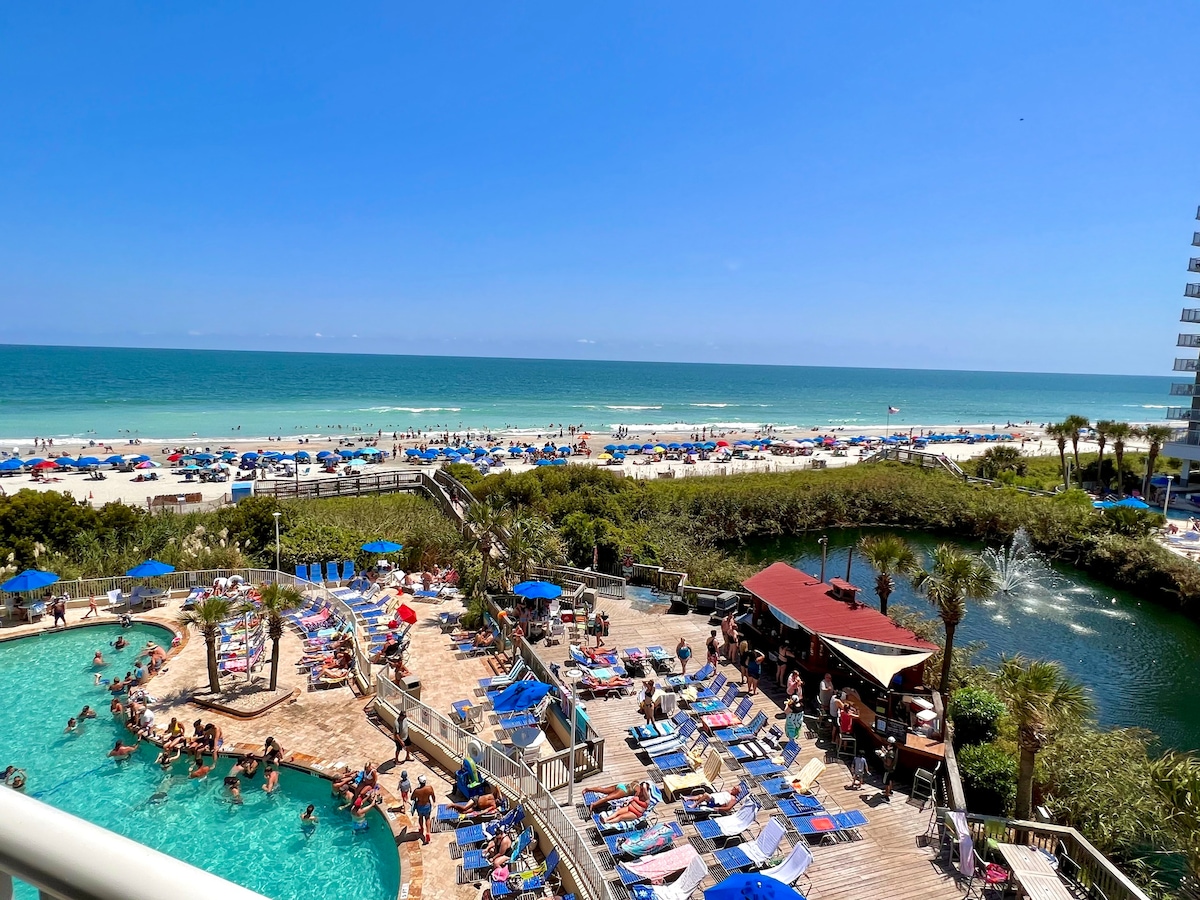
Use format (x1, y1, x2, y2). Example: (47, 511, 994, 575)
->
(0, 3, 1196, 374)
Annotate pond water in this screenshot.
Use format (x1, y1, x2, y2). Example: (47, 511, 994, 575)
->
(744, 530, 1200, 752)
(0, 623, 400, 900)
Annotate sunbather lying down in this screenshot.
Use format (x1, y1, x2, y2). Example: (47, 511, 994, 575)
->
(600, 783, 651, 824)
(583, 673, 631, 689)
(588, 780, 648, 812)
(447, 789, 500, 815)
(689, 784, 744, 813)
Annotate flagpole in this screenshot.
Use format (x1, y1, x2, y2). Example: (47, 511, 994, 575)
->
(886, 407, 891, 436)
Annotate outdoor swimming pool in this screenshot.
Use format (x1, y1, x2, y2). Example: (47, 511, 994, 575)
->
(0, 623, 400, 900)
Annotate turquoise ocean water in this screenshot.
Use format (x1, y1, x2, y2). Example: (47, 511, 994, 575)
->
(0, 344, 1175, 443)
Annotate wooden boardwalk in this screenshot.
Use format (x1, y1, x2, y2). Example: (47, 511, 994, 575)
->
(408, 592, 961, 900)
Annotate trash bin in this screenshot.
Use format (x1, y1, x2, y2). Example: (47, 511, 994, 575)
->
(399, 675, 422, 701)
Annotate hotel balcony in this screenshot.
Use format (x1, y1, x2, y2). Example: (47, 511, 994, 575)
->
(1193, 233, 1200, 248)
(1171, 383, 1200, 396)
(1174, 358, 1200, 372)
(1183, 308, 1200, 323)
(1179, 334, 1200, 348)
(1166, 425, 1200, 461)
(1189, 258, 1200, 274)
(1167, 407, 1200, 420)
(1186, 284, 1200, 299)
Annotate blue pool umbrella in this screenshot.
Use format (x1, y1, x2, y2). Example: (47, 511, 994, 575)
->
(1116, 498, 1151, 510)
(2, 568, 60, 592)
(705, 873, 806, 900)
(0, 459, 22, 471)
(126, 559, 175, 578)
(1093, 501, 1115, 509)
(514, 580, 563, 600)
(491, 680, 554, 714)
(362, 540, 403, 553)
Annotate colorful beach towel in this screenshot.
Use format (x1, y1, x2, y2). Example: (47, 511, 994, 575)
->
(618, 845, 701, 885)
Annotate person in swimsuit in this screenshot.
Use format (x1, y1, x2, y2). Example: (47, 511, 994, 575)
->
(230, 754, 259, 779)
(586, 781, 640, 812)
(110, 696, 124, 718)
(599, 783, 651, 824)
(691, 784, 744, 812)
(114, 636, 128, 650)
(446, 788, 499, 815)
(300, 804, 318, 834)
(676, 638, 692, 676)
(93, 650, 106, 667)
(224, 776, 243, 804)
(745, 649, 764, 696)
(189, 759, 213, 779)
(109, 738, 140, 760)
(411, 775, 436, 845)
(78, 705, 96, 720)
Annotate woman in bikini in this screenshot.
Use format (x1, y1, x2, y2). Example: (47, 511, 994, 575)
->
(599, 782, 651, 824)
(587, 781, 642, 812)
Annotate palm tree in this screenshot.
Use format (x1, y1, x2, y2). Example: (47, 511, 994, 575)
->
(505, 513, 564, 586)
(858, 534, 920, 616)
(913, 545, 997, 696)
(1108, 422, 1132, 496)
(1046, 423, 1071, 491)
(179, 596, 234, 694)
(1063, 415, 1090, 488)
(465, 498, 510, 598)
(256, 582, 303, 691)
(994, 655, 1093, 820)
(1138, 424, 1174, 498)
(976, 445, 1023, 480)
(1093, 420, 1112, 492)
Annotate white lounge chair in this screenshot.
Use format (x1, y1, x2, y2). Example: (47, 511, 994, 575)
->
(694, 800, 758, 843)
(712, 818, 787, 872)
(629, 855, 709, 900)
(759, 841, 814, 888)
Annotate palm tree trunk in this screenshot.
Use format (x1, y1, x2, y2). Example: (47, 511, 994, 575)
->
(938, 622, 957, 697)
(1144, 449, 1159, 498)
(206, 637, 220, 693)
(479, 540, 491, 599)
(1095, 444, 1106, 492)
(879, 585, 892, 617)
(269, 635, 281, 691)
(1071, 441, 1082, 488)
(1057, 447, 1068, 490)
(1114, 447, 1125, 495)
(1016, 745, 1036, 821)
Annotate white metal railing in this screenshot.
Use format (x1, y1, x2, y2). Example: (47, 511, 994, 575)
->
(374, 677, 612, 900)
(0, 785, 269, 900)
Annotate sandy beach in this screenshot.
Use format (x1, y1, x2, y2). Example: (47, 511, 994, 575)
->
(0, 422, 1147, 509)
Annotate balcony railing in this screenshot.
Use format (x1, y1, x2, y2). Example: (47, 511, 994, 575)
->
(1178, 334, 1200, 348)
(1184, 308, 1200, 323)
(1167, 407, 1200, 420)
(1186, 284, 1200, 299)
(1190, 259, 1200, 274)
(1193, 233, 1200, 248)
(1171, 383, 1200, 396)
(1167, 427, 1200, 445)
(1175, 358, 1200, 372)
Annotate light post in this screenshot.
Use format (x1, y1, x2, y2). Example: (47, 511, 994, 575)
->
(273, 511, 281, 572)
(1164, 475, 1175, 517)
(563, 667, 583, 807)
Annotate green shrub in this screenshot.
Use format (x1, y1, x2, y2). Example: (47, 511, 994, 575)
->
(950, 686, 1006, 747)
(957, 742, 1017, 816)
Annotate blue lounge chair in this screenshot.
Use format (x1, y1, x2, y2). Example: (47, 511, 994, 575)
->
(778, 795, 824, 818)
(692, 672, 728, 702)
(463, 826, 533, 873)
(323, 561, 338, 584)
(712, 818, 787, 871)
(490, 849, 561, 899)
(629, 711, 689, 745)
(692, 683, 740, 715)
(667, 662, 714, 689)
(637, 718, 699, 756)
(792, 809, 867, 841)
(646, 646, 674, 673)
(681, 781, 751, 818)
(479, 659, 527, 692)
(742, 741, 801, 778)
(342, 560, 354, 582)
(295, 564, 309, 582)
(454, 807, 524, 846)
(729, 739, 774, 763)
(693, 800, 758, 844)
(593, 784, 663, 834)
(712, 710, 767, 744)
(652, 734, 710, 773)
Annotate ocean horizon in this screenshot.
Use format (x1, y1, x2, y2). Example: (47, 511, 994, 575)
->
(0, 343, 1176, 444)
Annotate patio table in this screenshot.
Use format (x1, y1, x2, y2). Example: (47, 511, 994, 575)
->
(994, 843, 1073, 900)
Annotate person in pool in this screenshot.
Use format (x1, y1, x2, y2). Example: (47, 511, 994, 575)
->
(113, 636, 128, 650)
(156, 743, 181, 768)
(64, 717, 78, 734)
(93, 650, 106, 667)
(300, 804, 318, 833)
(110, 696, 124, 718)
(78, 705, 96, 720)
(223, 776, 243, 804)
(229, 754, 259, 779)
(8, 770, 27, 791)
(109, 738, 140, 760)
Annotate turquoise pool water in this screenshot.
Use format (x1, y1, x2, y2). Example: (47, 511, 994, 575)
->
(0, 624, 400, 900)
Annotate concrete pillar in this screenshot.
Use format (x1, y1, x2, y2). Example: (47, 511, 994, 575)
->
(1182, 460, 1192, 487)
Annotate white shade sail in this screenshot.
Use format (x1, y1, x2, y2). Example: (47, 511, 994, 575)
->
(822, 636, 933, 688)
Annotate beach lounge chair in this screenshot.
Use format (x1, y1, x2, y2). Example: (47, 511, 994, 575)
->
(454, 807, 524, 847)
(616, 844, 702, 887)
(579, 672, 632, 699)
(667, 663, 714, 689)
(662, 748, 723, 801)
(638, 718, 699, 756)
(777, 795, 825, 819)
(742, 741, 800, 778)
(792, 810, 868, 843)
(605, 822, 685, 858)
(647, 646, 674, 674)
(699, 696, 753, 732)
(622, 648, 647, 676)
(712, 711, 767, 745)
(652, 734, 711, 774)
(628, 855, 709, 900)
(693, 684, 740, 716)
(729, 739, 776, 764)
(295, 564, 309, 583)
(758, 842, 814, 889)
(436, 795, 508, 827)
(479, 659, 527, 692)
(691, 672, 728, 702)
(462, 826, 534, 874)
(342, 560, 355, 582)
(490, 849, 561, 899)
(569, 645, 620, 669)
(712, 818, 787, 872)
(630, 711, 689, 745)
(763, 758, 825, 797)
(693, 799, 759, 845)
(681, 781, 752, 818)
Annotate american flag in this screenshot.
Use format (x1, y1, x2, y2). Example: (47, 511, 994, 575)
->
(888, 406, 900, 414)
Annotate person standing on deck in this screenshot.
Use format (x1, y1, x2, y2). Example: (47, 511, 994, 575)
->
(676, 638, 692, 676)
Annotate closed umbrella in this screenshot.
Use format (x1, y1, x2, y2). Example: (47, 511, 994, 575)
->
(2, 569, 59, 593)
(126, 559, 175, 578)
(514, 580, 562, 600)
(492, 680, 554, 714)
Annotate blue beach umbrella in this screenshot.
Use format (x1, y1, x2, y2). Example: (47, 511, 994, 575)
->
(104, 455, 124, 464)
(242, 452, 259, 460)
(126, 559, 175, 578)
(25, 458, 45, 466)
(346, 459, 366, 467)
(55, 458, 77, 468)
(491, 680, 554, 714)
(362, 540, 403, 554)
(0, 459, 22, 471)
(131, 455, 150, 463)
(552, 458, 567, 466)
(317, 450, 336, 459)
(514, 580, 563, 600)
(2, 569, 59, 593)
(705, 873, 806, 900)
(295, 451, 311, 461)
(404, 448, 421, 457)
(604, 444, 617, 451)
(220, 451, 238, 460)
(77, 456, 101, 467)
(181, 464, 202, 471)
(278, 454, 295, 462)
(534, 459, 553, 466)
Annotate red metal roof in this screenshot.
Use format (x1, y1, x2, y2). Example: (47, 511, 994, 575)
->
(742, 562, 938, 651)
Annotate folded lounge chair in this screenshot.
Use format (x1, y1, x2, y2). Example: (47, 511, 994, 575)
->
(758, 842, 814, 888)
(712, 818, 787, 872)
(628, 855, 709, 900)
(617, 844, 702, 887)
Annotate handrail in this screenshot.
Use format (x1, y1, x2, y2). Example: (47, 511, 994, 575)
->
(0, 785, 269, 900)
(373, 676, 612, 900)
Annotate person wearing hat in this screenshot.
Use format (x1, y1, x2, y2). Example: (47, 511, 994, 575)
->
(880, 736, 899, 799)
(411, 774, 436, 844)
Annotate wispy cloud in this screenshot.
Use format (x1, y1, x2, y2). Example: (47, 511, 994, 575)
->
(577, 338, 596, 344)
